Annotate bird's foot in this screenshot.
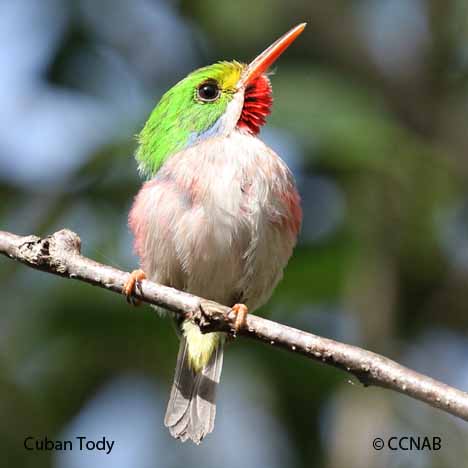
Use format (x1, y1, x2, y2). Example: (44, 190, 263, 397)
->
(123, 269, 146, 305)
(229, 303, 249, 335)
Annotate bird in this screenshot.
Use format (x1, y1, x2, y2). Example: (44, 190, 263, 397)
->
(124, 23, 305, 444)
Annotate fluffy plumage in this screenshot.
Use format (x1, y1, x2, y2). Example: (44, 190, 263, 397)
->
(130, 131, 300, 309)
(129, 58, 301, 444)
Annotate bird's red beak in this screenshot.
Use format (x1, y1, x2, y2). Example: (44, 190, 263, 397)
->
(242, 23, 306, 86)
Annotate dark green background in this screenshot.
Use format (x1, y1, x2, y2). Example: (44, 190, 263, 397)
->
(1, 0, 468, 467)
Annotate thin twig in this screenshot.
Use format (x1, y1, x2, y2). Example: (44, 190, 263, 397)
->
(1, 228, 468, 422)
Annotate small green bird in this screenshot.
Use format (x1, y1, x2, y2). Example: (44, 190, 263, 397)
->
(125, 23, 305, 443)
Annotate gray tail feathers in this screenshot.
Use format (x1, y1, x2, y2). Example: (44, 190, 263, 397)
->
(164, 337, 224, 444)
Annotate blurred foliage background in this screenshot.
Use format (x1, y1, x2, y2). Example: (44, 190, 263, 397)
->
(1, 0, 468, 467)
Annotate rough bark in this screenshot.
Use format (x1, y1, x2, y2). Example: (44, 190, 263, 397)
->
(1, 228, 468, 422)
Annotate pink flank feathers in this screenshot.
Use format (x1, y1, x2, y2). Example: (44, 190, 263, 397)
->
(128, 129, 301, 312)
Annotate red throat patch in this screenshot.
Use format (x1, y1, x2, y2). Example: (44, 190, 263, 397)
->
(237, 74, 273, 135)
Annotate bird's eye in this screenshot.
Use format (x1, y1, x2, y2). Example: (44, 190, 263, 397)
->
(197, 81, 220, 102)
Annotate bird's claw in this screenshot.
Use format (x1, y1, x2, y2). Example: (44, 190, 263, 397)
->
(229, 303, 249, 336)
(123, 269, 146, 306)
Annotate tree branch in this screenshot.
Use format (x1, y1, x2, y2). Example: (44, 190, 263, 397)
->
(1, 228, 468, 422)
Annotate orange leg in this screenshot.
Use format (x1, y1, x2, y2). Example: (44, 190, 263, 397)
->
(230, 303, 249, 333)
(123, 269, 147, 305)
